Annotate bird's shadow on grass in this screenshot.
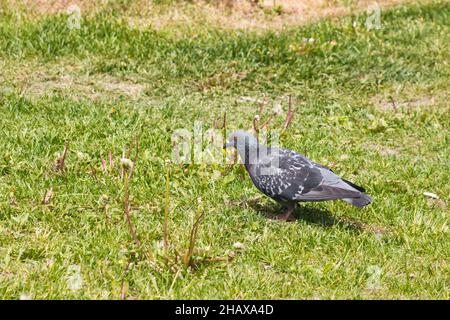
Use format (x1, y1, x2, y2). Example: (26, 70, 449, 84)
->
(246, 198, 368, 233)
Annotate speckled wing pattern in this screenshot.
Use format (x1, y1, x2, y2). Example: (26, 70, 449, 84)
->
(252, 147, 361, 202)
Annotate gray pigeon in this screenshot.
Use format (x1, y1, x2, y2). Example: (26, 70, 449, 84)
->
(224, 131, 372, 221)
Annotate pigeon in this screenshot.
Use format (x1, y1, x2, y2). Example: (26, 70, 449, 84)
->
(224, 131, 372, 221)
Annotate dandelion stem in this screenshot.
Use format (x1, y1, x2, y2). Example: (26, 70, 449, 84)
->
(164, 165, 170, 259)
(124, 171, 140, 247)
(182, 205, 205, 268)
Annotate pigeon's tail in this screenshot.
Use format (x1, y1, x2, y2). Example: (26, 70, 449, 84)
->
(343, 194, 372, 207)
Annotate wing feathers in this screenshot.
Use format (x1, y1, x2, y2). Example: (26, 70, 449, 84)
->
(295, 185, 362, 201)
(341, 178, 366, 193)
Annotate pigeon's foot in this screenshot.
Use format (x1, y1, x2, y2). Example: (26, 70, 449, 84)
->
(274, 203, 296, 222)
(276, 211, 296, 222)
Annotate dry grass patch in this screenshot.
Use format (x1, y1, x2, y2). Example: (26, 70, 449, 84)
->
(3, 0, 105, 16)
(7, 0, 422, 31)
(0, 59, 146, 101)
(127, 0, 421, 32)
(362, 143, 400, 157)
(374, 96, 438, 111)
(370, 80, 450, 112)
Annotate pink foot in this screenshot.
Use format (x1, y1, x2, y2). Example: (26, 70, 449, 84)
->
(276, 211, 296, 222)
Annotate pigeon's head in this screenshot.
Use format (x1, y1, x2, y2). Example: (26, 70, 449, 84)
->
(224, 131, 259, 163)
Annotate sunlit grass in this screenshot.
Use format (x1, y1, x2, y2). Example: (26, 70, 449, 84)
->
(0, 1, 448, 299)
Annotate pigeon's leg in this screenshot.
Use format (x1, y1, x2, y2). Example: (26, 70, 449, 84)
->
(277, 202, 296, 222)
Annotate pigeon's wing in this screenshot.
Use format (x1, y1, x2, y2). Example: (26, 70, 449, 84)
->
(252, 148, 319, 200)
(310, 159, 367, 193)
(253, 148, 361, 202)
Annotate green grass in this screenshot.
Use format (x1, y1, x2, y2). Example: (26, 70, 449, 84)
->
(0, 1, 449, 299)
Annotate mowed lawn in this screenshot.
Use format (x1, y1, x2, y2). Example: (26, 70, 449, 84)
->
(0, 1, 449, 299)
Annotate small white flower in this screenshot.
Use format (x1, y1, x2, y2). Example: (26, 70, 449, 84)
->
(46, 259, 55, 268)
(156, 240, 164, 249)
(76, 151, 88, 159)
(374, 231, 383, 241)
(254, 115, 260, 122)
(423, 192, 439, 199)
(273, 102, 283, 115)
(99, 194, 109, 204)
(211, 170, 221, 181)
(240, 96, 259, 103)
(233, 242, 245, 250)
(120, 158, 133, 169)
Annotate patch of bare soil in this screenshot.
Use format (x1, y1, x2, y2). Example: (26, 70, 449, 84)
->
(370, 80, 449, 112)
(130, 0, 420, 32)
(427, 198, 447, 211)
(1, 60, 145, 101)
(5, 0, 102, 15)
(374, 96, 437, 111)
(361, 143, 400, 157)
(8, 0, 419, 31)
